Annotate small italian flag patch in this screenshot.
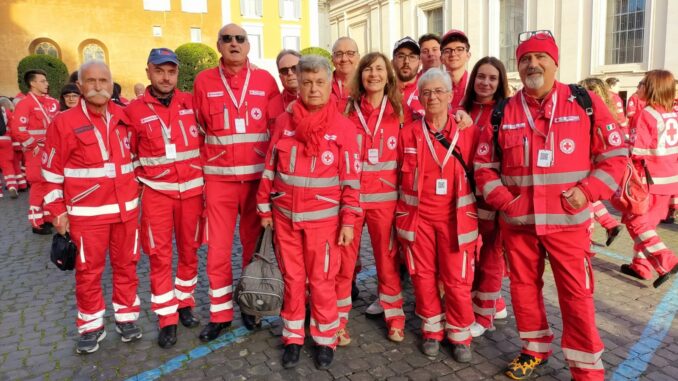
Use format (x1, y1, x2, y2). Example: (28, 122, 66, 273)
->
(606, 123, 615, 131)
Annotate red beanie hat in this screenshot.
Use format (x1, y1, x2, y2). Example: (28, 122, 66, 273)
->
(515, 33, 559, 66)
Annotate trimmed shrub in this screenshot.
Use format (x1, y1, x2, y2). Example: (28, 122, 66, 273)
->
(17, 55, 69, 98)
(175, 43, 219, 92)
(300, 47, 334, 68)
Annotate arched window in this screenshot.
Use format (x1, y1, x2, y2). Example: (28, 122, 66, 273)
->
(29, 38, 61, 58)
(83, 43, 105, 62)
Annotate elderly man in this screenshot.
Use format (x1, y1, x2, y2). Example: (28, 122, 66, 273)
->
(440, 29, 471, 108)
(10, 69, 60, 234)
(474, 31, 628, 381)
(418, 34, 442, 74)
(193, 23, 283, 342)
(125, 48, 204, 348)
(331, 37, 360, 111)
(42, 61, 142, 354)
(256, 55, 361, 370)
(276, 49, 301, 111)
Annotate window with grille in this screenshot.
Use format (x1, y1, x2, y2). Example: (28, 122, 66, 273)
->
(605, 0, 646, 64)
(499, 0, 524, 72)
(425, 8, 443, 36)
(34, 42, 59, 58)
(83, 44, 105, 62)
(241, 0, 263, 17)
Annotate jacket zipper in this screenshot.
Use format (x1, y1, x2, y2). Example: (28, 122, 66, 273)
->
(115, 129, 125, 158)
(207, 150, 225, 162)
(379, 178, 396, 189)
(310, 156, 316, 173)
(152, 169, 170, 179)
(315, 194, 339, 204)
(290, 146, 297, 173)
(178, 120, 189, 146)
(523, 137, 529, 167)
(71, 184, 100, 204)
(379, 129, 384, 158)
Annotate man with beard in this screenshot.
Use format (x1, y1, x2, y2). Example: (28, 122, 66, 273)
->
(331, 37, 360, 112)
(392, 37, 424, 123)
(474, 31, 627, 381)
(42, 61, 142, 354)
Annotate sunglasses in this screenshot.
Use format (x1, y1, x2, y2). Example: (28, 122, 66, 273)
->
(518, 30, 554, 43)
(221, 34, 247, 44)
(278, 65, 297, 75)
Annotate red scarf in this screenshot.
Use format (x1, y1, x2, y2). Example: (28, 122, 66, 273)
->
(292, 100, 337, 157)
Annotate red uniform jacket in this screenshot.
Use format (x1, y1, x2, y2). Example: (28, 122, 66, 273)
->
(396, 114, 479, 252)
(10, 93, 59, 150)
(42, 101, 139, 225)
(401, 81, 424, 124)
(331, 73, 351, 113)
(630, 105, 678, 195)
(469, 100, 498, 233)
(474, 82, 628, 235)
(627, 92, 646, 131)
(193, 60, 283, 182)
(451, 71, 468, 109)
(608, 91, 629, 133)
(126, 89, 204, 199)
(346, 96, 400, 209)
(256, 108, 362, 230)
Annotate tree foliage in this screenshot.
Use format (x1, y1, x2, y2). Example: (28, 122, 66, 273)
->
(175, 43, 219, 92)
(17, 55, 69, 98)
(300, 47, 334, 69)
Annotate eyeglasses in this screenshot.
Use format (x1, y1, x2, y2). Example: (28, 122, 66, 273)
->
(63, 94, 79, 99)
(279, 65, 297, 75)
(441, 47, 468, 56)
(420, 88, 449, 98)
(518, 30, 554, 43)
(333, 50, 357, 59)
(221, 34, 247, 44)
(394, 53, 419, 62)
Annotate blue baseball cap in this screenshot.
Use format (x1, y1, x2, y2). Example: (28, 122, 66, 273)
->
(148, 48, 179, 65)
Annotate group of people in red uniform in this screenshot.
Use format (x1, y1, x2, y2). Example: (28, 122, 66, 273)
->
(2, 21, 677, 381)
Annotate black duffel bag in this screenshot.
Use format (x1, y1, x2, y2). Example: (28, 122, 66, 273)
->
(51, 232, 77, 271)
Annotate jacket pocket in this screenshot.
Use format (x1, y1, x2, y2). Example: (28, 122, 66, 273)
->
(315, 194, 339, 205)
(323, 241, 331, 279)
(74, 130, 104, 164)
(70, 184, 100, 204)
(560, 193, 587, 215)
(501, 132, 526, 168)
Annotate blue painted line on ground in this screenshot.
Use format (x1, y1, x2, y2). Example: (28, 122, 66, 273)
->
(610, 277, 678, 380)
(126, 265, 379, 380)
(591, 245, 631, 262)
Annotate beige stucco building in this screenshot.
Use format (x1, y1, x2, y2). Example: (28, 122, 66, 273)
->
(326, 0, 677, 102)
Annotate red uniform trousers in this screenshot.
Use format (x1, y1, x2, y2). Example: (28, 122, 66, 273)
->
(623, 194, 678, 279)
(274, 210, 340, 348)
(592, 201, 619, 230)
(70, 219, 140, 334)
(503, 226, 604, 381)
(337, 206, 404, 330)
(13, 149, 27, 190)
(140, 187, 202, 328)
(409, 218, 475, 345)
(472, 228, 506, 329)
(0, 139, 16, 192)
(204, 180, 260, 323)
(25, 149, 50, 227)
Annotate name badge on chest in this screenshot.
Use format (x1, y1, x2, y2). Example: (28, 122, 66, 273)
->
(537, 149, 553, 168)
(104, 163, 116, 178)
(367, 148, 379, 164)
(435, 178, 448, 195)
(165, 144, 177, 159)
(234, 118, 246, 133)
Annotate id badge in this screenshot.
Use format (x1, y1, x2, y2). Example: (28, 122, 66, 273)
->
(435, 179, 448, 195)
(537, 149, 553, 168)
(234, 118, 246, 133)
(104, 163, 116, 178)
(367, 148, 379, 164)
(165, 144, 177, 159)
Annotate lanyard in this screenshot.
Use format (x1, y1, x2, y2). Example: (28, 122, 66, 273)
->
(406, 90, 417, 107)
(520, 91, 558, 144)
(219, 65, 251, 114)
(421, 118, 459, 173)
(146, 103, 172, 144)
(29, 92, 52, 124)
(354, 96, 387, 139)
(80, 99, 111, 161)
(334, 78, 344, 99)
(473, 105, 485, 125)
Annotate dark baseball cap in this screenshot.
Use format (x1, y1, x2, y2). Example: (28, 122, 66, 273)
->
(441, 29, 469, 48)
(148, 48, 179, 65)
(393, 37, 420, 56)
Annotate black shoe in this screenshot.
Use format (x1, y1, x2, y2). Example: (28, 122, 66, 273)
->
(115, 322, 143, 342)
(241, 312, 261, 331)
(653, 263, 678, 289)
(32, 224, 52, 235)
(504, 353, 548, 380)
(620, 264, 646, 280)
(351, 281, 359, 301)
(43, 221, 54, 228)
(198, 322, 231, 342)
(314, 345, 334, 370)
(158, 325, 177, 348)
(282, 344, 302, 369)
(8, 188, 18, 199)
(178, 307, 200, 328)
(605, 225, 623, 246)
(76, 329, 106, 354)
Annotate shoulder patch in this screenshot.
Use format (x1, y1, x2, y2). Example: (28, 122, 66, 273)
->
(74, 125, 94, 134)
(249, 90, 265, 96)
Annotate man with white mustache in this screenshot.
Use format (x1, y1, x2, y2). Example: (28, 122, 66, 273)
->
(42, 61, 143, 354)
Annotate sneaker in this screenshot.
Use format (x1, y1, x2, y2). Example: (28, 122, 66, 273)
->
(451, 343, 472, 363)
(470, 322, 488, 338)
(365, 299, 384, 318)
(494, 308, 508, 320)
(336, 327, 351, 346)
(653, 263, 678, 289)
(76, 329, 106, 354)
(605, 225, 623, 246)
(8, 188, 18, 199)
(504, 353, 548, 380)
(387, 327, 404, 342)
(421, 338, 439, 357)
(115, 322, 142, 342)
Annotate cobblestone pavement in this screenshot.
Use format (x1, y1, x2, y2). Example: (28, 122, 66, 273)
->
(0, 192, 677, 381)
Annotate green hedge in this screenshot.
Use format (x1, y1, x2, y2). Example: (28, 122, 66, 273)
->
(175, 43, 219, 92)
(17, 55, 69, 98)
(300, 47, 334, 69)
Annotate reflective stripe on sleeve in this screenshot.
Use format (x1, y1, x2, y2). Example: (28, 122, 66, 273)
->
(67, 198, 139, 217)
(138, 149, 200, 166)
(203, 164, 265, 176)
(205, 133, 269, 146)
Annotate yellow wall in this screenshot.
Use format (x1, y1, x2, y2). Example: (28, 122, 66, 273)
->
(0, 0, 222, 99)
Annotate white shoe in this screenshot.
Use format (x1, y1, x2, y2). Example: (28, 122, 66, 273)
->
(470, 322, 488, 338)
(494, 308, 508, 320)
(365, 300, 384, 315)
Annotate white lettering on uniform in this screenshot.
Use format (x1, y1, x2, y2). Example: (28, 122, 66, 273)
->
(502, 123, 526, 130)
(207, 91, 224, 98)
(179, 109, 194, 116)
(249, 90, 265, 96)
(141, 115, 158, 124)
(554, 116, 580, 123)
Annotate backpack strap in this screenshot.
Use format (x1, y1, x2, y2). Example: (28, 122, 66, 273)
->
(490, 98, 510, 160)
(568, 84, 595, 132)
